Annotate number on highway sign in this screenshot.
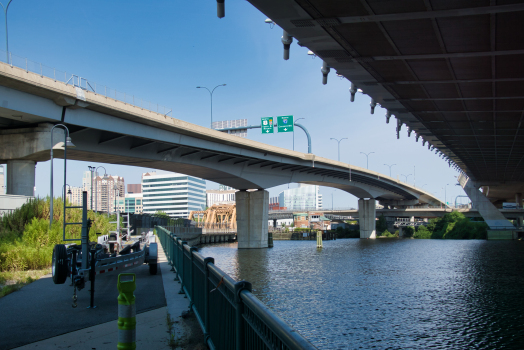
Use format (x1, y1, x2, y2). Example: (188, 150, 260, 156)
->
(261, 117, 274, 134)
(277, 115, 293, 133)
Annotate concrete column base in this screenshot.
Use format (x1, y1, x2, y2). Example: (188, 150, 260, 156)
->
(358, 198, 376, 239)
(6, 160, 35, 196)
(236, 190, 269, 248)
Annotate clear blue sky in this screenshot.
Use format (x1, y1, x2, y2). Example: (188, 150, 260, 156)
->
(2, 0, 465, 208)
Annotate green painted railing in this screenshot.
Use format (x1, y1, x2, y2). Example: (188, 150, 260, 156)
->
(156, 226, 317, 350)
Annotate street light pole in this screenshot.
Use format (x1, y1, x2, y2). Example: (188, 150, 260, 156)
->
(196, 84, 226, 128)
(88, 166, 95, 210)
(384, 163, 396, 177)
(294, 118, 305, 151)
(360, 151, 375, 169)
(330, 137, 348, 162)
(401, 173, 412, 183)
(0, 0, 13, 64)
(49, 124, 75, 229)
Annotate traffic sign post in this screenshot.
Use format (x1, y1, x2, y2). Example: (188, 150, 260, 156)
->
(261, 117, 274, 134)
(277, 115, 293, 133)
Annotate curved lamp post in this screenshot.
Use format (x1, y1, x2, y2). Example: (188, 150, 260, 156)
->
(330, 137, 348, 162)
(196, 84, 226, 128)
(384, 163, 396, 177)
(0, 0, 13, 64)
(294, 118, 305, 151)
(360, 151, 374, 169)
(49, 124, 75, 228)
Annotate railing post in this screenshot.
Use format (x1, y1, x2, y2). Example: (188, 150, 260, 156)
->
(203, 257, 214, 341)
(173, 235, 179, 281)
(178, 241, 187, 294)
(234, 281, 252, 350)
(188, 247, 197, 302)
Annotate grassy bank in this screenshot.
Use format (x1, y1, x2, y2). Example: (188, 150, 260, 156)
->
(376, 212, 489, 239)
(0, 198, 116, 279)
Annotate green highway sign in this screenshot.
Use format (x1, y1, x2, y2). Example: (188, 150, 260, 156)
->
(277, 115, 294, 133)
(261, 117, 274, 134)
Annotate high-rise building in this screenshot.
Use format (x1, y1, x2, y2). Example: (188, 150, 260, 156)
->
(66, 186, 84, 206)
(94, 175, 125, 213)
(82, 170, 99, 209)
(142, 171, 206, 218)
(278, 184, 323, 211)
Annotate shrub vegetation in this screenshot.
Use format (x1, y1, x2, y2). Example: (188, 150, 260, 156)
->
(0, 198, 117, 272)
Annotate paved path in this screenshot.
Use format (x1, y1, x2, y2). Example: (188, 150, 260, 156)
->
(1, 243, 191, 350)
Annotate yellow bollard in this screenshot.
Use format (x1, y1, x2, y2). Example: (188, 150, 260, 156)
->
(316, 230, 323, 248)
(117, 273, 136, 350)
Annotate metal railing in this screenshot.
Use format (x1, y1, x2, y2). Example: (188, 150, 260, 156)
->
(156, 226, 316, 350)
(0, 49, 172, 116)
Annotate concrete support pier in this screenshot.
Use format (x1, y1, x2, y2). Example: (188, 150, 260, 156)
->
(6, 160, 35, 196)
(358, 198, 376, 239)
(236, 190, 269, 248)
(458, 174, 514, 229)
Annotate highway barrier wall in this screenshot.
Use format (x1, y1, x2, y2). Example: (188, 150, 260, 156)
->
(156, 225, 316, 350)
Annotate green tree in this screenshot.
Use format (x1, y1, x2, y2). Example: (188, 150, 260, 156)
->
(414, 225, 431, 239)
(403, 226, 415, 238)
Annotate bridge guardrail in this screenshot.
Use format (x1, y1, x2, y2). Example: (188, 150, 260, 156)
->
(0, 49, 172, 117)
(156, 225, 316, 350)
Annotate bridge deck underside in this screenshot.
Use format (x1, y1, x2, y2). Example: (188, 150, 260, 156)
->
(248, 0, 524, 187)
(63, 124, 418, 200)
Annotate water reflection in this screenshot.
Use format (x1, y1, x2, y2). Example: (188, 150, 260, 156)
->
(198, 239, 524, 349)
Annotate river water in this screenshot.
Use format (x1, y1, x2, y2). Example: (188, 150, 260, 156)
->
(198, 239, 524, 349)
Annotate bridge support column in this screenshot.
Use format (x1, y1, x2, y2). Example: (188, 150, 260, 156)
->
(236, 190, 269, 248)
(6, 160, 35, 196)
(458, 174, 514, 229)
(516, 193, 522, 209)
(358, 199, 376, 239)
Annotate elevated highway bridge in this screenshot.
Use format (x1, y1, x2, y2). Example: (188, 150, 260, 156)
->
(0, 60, 440, 247)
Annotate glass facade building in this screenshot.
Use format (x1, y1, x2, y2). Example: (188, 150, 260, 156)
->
(278, 184, 322, 211)
(142, 172, 206, 218)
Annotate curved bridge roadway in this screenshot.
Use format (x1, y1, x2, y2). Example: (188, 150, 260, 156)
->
(0, 61, 442, 246)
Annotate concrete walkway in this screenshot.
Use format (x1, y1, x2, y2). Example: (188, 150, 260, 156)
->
(5, 243, 192, 350)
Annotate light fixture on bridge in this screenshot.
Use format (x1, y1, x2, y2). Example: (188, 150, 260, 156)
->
(407, 127, 412, 137)
(415, 134, 420, 142)
(307, 50, 316, 59)
(321, 61, 330, 85)
(216, 0, 225, 18)
(370, 99, 377, 114)
(264, 18, 275, 28)
(385, 110, 392, 124)
(282, 30, 293, 60)
(396, 118, 402, 139)
(349, 83, 357, 102)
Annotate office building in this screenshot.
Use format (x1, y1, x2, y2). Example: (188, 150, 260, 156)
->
(278, 184, 322, 211)
(127, 184, 141, 194)
(116, 193, 143, 214)
(206, 185, 237, 208)
(142, 171, 206, 218)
